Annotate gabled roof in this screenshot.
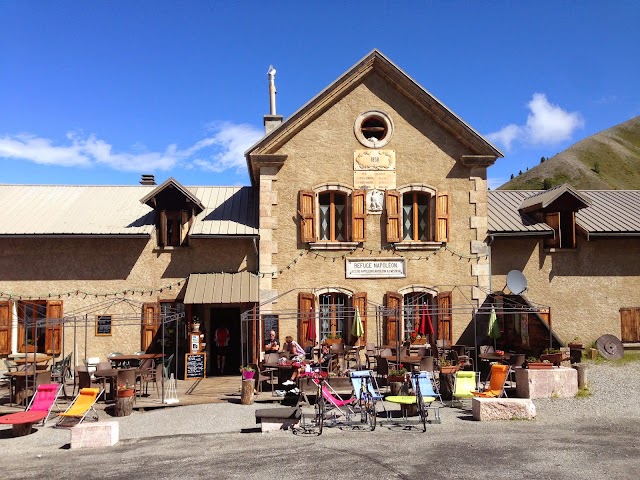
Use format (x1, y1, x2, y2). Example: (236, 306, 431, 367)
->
(139, 177, 205, 213)
(489, 189, 640, 236)
(245, 49, 503, 184)
(518, 183, 591, 213)
(0, 184, 257, 237)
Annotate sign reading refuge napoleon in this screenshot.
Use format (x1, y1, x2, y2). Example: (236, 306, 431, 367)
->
(345, 258, 406, 278)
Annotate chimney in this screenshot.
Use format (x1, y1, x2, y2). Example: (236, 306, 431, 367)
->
(263, 65, 283, 135)
(140, 174, 156, 185)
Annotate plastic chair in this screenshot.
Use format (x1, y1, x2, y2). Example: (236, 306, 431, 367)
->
(162, 354, 175, 379)
(55, 387, 103, 428)
(419, 356, 434, 372)
(4, 359, 19, 372)
(350, 369, 387, 416)
(117, 368, 140, 402)
(25, 383, 62, 424)
(472, 364, 509, 398)
(452, 370, 479, 407)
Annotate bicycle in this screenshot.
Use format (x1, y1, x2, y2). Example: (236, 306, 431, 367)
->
(356, 373, 377, 431)
(411, 370, 427, 432)
(293, 371, 326, 435)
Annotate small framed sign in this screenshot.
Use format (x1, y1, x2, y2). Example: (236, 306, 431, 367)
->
(96, 315, 112, 336)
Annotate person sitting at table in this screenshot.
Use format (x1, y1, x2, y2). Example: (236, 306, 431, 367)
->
(264, 330, 280, 353)
(311, 343, 332, 371)
(282, 336, 305, 386)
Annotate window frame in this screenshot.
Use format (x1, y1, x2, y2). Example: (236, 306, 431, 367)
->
(402, 191, 431, 241)
(95, 315, 113, 336)
(318, 191, 347, 242)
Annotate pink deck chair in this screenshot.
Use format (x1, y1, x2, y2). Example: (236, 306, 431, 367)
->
(318, 382, 357, 419)
(25, 383, 62, 425)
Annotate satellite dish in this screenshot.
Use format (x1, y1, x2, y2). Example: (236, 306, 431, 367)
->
(506, 270, 528, 295)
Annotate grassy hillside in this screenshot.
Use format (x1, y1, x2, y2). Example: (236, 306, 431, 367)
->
(498, 116, 640, 190)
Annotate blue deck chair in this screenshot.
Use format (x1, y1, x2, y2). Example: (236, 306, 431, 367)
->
(350, 369, 387, 416)
(410, 371, 443, 405)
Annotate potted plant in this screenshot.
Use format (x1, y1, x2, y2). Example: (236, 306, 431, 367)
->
(540, 348, 562, 366)
(439, 358, 458, 374)
(240, 365, 255, 380)
(324, 333, 343, 346)
(117, 382, 135, 397)
(388, 365, 408, 383)
(568, 337, 583, 350)
(524, 356, 554, 369)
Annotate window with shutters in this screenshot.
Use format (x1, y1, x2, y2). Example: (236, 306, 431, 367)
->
(298, 188, 366, 246)
(402, 292, 436, 341)
(17, 300, 62, 354)
(543, 211, 576, 249)
(386, 187, 449, 248)
(319, 293, 348, 341)
(158, 209, 191, 248)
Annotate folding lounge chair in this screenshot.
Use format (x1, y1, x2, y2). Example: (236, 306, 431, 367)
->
(350, 369, 387, 416)
(25, 383, 62, 425)
(319, 382, 356, 422)
(410, 370, 443, 405)
(452, 370, 479, 407)
(55, 387, 103, 428)
(472, 364, 509, 398)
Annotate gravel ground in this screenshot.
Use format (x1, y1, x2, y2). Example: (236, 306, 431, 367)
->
(1, 360, 638, 456)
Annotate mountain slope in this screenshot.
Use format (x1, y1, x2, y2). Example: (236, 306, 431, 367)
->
(498, 116, 640, 190)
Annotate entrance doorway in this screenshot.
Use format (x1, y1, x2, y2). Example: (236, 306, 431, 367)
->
(209, 307, 241, 375)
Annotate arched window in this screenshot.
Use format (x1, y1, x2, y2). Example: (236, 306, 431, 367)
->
(319, 292, 348, 341)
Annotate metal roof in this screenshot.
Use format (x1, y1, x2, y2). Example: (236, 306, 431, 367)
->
(488, 190, 553, 234)
(0, 184, 257, 236)
(489, 190, 640, 236)
(183, 272, 259, 304)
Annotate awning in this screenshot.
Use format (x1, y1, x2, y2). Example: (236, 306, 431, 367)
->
(183, 272, 259, 304)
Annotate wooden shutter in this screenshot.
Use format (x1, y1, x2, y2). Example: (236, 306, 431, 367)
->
(570, 211, 576, 248)
(385, 190, 402, 243)
(620, 307, 640, 343)
(298, 292, 315, 347)
(437, 291, 452, 343)
(385, 292, 402, 345)
(180, 209, 190, 246)
(0, 301, 12, 355)
(351, 292, 367, 345)
(45, 300, 63, 355)
(351, 190, 367, 242)
(298, 190, 316, 243)
(435, 192, 450, 242)
(544, 212, 560, 248)
(158, 210, 167, 247)
(141, 303, 159, 351)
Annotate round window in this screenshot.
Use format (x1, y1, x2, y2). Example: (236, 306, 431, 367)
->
(354, 110, 393, 148)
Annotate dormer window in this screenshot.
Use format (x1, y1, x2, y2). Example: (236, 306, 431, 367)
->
(544, 211, 576, 249)
(140, 177, 204, 250)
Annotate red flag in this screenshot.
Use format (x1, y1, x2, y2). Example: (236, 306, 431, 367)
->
(305, 308, 316, 344)
(423, 303, 435, 336)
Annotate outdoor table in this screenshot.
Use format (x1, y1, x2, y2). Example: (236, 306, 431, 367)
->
(386, 395, 436, 418)
(14, 355, 52, 366)
(94, 369, 119, 401)
(0, 410, 48, 436)
(479, 352, 510, 362)
(109, 353, 164, 368)
(382, 355, 423, 368)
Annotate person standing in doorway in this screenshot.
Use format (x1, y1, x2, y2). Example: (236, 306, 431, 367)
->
(214, 325, 230, 374)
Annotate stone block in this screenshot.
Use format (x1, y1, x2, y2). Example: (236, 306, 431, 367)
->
(514, 366, 578, 399)
(472, 263, 490, 277)
(70, 421, 119, 449)
(470, 240, 488, 255)
(470, 216, 488, 230)
(472, 397, 536, 421)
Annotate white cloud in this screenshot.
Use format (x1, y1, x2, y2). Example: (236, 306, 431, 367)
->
(486, 93, 584, 152)
(487, 177, 508, 190)
(0, 122, 264, 174)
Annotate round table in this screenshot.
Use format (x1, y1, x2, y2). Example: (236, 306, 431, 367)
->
(386, 395, 436, 417)
(0, 410, 48, 436)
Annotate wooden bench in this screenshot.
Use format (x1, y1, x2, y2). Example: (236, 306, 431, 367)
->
(254, 406, 301, 432)
(0, 411, 48, 436)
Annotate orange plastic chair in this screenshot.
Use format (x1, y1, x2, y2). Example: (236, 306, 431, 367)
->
(472, 364, 509, 398)
(55, 387, 103, 427)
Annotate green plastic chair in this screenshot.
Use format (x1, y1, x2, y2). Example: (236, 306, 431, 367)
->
(452, 370, 478, 407)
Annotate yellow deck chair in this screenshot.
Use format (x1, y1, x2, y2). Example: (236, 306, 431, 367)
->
(472, 364, 509, 398)
(55, 387, 103, 428)
(452, 370, 478, 407)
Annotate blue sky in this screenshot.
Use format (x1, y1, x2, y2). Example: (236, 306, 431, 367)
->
(1, 1, 638, 189)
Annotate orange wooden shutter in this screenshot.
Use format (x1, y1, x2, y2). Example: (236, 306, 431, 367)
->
(435, 192, 450, 242)
(570, 211, 576, 248)
(351, 190, 367, 242)
(180, 209, 190, 246)
(385, 292, 402, 345)
(141, 303, 159, 351)
(45, 300, 63, 355)
(352, 292, 367, 345)
(385, 190, 402, 243)
(437, 291, 453, 343)
(298, 190, 316, 243)
(158, 210, 167, 247)
(0, 301, 12, 355)
(544, 212, 560, 248)
(298, 292, 315, 347)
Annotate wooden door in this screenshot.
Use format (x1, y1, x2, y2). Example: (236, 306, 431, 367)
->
(620, 307, 640, 342)
(141, 303, 159, 351)
(0, 301, 12, 355)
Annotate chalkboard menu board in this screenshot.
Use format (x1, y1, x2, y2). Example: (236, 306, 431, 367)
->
(263, 314, 279, 341)
(185, 353, 206, 380)
(96, 315, 112, 336)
